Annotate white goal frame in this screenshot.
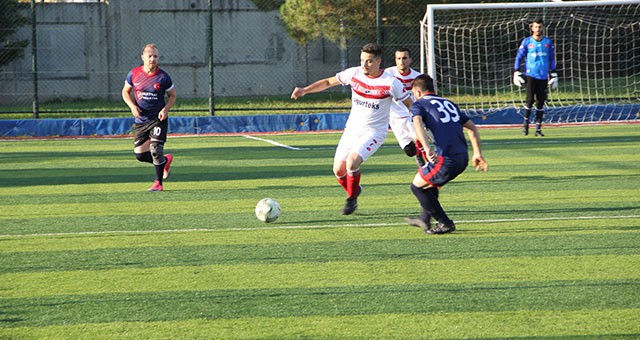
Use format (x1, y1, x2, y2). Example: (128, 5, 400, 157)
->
(419, 0, 640, 123)
(420, 0, 639, 77)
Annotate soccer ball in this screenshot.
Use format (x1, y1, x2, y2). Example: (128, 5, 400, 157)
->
(255, 198, 281, 223)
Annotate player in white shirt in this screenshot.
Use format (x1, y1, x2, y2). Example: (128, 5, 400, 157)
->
(385, 48, 425, 167)
(291, 43, 413, 215)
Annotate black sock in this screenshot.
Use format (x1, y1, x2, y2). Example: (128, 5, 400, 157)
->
(426, 187, 451, 224)
(421, 188, 440, 221)
(154, 164, 164, 183)
(535, 111, 544, 130)
(135, 151, 153, 163)
(410, 184, 450, 224)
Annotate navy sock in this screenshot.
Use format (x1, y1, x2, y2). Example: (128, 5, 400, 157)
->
(432, 187, 439, 199)
(421, 188, 439, 221)
(535, 111, 544, 130)
(154, 164, 164, 183)
(136, 151, 162, 183)
(135, 151, 153, 163)
(410, 184, 451, 225)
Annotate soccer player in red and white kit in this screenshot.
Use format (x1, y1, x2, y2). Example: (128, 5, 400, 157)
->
(122, 44, 176, 192)
(385, 48, 425, 167)
(291, 43, 414, 215)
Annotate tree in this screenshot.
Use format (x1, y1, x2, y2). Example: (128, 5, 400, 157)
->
(278, 0, 557, 47)
(0, 0, 29, 69)
(279, 0, 374, 46)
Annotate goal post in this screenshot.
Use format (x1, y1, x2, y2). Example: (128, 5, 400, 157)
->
(419, 0, 640, 124)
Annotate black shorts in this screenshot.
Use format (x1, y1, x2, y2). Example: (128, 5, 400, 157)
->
(418, 153, 469, 188)
(525, 76, 548, 110)
(133, 119, 168, 147)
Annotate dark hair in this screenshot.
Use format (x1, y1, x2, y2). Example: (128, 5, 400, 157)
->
(529, 18, 544, 33)
(412, 74, 435, 92)
(395, 47, 411, 58)
(361, 43, 383, 58)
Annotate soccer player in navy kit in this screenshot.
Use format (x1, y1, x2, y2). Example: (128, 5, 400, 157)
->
(513, 18, 557, 137)
(405, 74, 488, 234)
(122, 44, 176, 192)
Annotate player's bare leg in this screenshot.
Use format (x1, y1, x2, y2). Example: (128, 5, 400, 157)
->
(134, 140, 152, 163)
(334, 160, 348, 192)
(135, 140, 165, 192)
(335, 153, 363, 215)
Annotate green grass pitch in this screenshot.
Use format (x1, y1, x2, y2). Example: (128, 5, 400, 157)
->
(0, 124, 639, 339)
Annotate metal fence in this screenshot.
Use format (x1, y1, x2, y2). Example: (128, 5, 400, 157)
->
(0, 0, 421, 117)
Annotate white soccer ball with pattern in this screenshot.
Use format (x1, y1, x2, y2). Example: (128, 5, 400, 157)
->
(255, 198, 281, 223)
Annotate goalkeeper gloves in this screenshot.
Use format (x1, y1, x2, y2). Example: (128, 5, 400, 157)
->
(548, 72, 558, 90)
(513, 71, 525, 88)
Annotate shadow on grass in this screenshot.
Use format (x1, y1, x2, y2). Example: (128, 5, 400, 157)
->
(0, 162, 415, 187)
(1, 280, 638, 328)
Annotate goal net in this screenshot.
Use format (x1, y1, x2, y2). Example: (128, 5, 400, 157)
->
(419, 0, 640, 124)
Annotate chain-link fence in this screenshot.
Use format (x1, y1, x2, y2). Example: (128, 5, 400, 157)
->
(0, 0, 422, 118)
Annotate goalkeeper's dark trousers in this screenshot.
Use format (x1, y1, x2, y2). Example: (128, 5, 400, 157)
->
(524, 77, 548, 131)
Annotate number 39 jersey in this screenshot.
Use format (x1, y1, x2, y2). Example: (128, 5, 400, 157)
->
(410, 94, 470, 157)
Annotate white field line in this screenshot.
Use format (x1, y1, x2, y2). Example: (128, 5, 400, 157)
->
(242, 135, 310, 150)
(242, 134, 637, 151)
(1, 215, 638, 239)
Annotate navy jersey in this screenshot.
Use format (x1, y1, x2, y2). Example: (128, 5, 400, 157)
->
(410, 94, 469, 157)
(514, 36, 556, 80)
(125, 66, 174, 123)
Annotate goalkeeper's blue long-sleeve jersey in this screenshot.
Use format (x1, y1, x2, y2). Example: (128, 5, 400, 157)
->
(514, 36, 556, 80)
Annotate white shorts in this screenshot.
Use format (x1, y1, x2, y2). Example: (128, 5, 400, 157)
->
(334, 127, 388, 163)
(389, 114, 416, 149)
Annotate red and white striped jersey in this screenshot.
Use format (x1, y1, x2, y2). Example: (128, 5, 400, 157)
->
(385, 66, 421, 118)
(336, 66, 409, 132)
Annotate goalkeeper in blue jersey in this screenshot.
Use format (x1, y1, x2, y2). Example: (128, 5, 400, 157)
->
(513, 18, 557, 137)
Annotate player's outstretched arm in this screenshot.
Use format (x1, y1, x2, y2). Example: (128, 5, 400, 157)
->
(291, 76, 340, 100)
(463, 120, 488, 172)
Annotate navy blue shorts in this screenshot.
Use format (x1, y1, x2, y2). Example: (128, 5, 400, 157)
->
(418, 153, 468, 188)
